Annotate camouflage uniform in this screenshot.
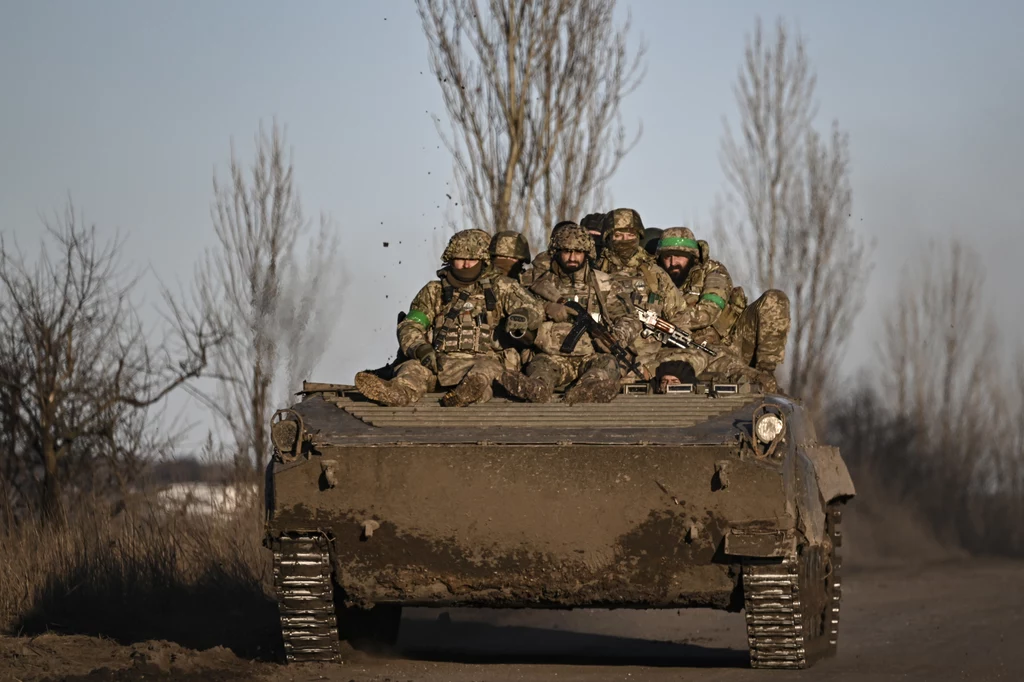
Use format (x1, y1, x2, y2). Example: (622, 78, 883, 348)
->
(499, 224, 642, 405)
(595, 209, 705, 378)
(355, 229, 543, 407)
(656, 227, 791, 391)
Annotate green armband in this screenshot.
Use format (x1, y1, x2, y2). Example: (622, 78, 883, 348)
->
(701, 293, 728, 310)
(405, 309, 431, 328)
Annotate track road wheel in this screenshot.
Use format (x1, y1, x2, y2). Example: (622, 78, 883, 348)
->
(742, 506, 842, 669)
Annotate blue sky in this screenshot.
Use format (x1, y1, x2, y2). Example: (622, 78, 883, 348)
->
(3, 1, 1023, 446)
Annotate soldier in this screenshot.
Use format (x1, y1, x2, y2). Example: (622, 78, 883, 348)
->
(580, 212, 607, 261)
(498, 223, 642, 405)
(594, 208, 705, 379)
(355, 229, 543, 407)
(655, 227, 791, 392)
(521, 220, 584, 286)
(488, 230, 532, 281)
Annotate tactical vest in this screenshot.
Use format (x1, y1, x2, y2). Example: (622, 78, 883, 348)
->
(431, 278, 500, 354)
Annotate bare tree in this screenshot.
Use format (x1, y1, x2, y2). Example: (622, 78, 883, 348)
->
(880, 240, 1002, 475)
(0, 201, 221, 523)
(875, 239, 1024, 552)
(417, 0, 646, 246)
(190, 121, 344, 478)
(718, 16, 872, 408)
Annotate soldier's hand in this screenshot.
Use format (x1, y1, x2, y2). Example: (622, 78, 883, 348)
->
(413, 343, 438, 372)
(506, 312, 530, 339)
(544, 301, 570, 323)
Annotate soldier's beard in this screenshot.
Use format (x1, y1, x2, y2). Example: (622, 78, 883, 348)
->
(450, 262, 483, 283)
(557, 256, 586, 273)
(664, 262, 693, 287)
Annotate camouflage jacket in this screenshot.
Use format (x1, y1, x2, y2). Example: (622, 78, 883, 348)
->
(398, 268, 543, 357)
(596, 246, 690, 359)
(675, 258, 745, 344)
(518, 251, 551, 287)
(527, 261, 641, 358)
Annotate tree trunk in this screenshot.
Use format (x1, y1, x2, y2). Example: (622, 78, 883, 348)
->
(41, 440, 65, 525)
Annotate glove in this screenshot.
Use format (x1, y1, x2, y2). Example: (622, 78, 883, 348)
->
(505, 308, 536, 338)
(506, 313, 528, 339)
(413, 343, 438, 372)
(544, 301, 570, 323)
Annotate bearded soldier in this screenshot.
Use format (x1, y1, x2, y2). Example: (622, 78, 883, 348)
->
(499, 223, 642, 405)
(355, 229, 543, 407)
(655, 227, 791, 392)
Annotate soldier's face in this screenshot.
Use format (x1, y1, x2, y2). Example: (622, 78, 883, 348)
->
(557, 250, 586, 272)
(611, 231, 635, 242)
(452, 258, 481, 270)
(492, 256, 519, 275)
(660, 254, 691, 277)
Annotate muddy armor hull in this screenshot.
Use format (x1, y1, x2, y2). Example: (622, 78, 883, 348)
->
(265, 383, 854, 669)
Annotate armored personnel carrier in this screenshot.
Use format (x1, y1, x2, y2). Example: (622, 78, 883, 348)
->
(264, 380, 854, 669)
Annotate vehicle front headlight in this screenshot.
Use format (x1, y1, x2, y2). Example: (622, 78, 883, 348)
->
(755, 414, 785, 443)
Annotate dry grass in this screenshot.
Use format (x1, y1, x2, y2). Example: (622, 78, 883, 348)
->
(0, 494, 280, 660)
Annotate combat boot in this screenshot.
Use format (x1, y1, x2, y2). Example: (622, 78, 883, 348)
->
(755, 370, 779, 394)
(440, 373, 491, 407)
(355, 372, 417, 407)
(499, 370, 552, 403)
(563, 377, 619, 405)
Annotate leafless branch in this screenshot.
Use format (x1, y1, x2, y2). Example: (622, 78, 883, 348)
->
(0, 200, 220, 523)
(417, 0, 646, 247)
(718, 16, 872, 409)
(193, 120, 345, 478)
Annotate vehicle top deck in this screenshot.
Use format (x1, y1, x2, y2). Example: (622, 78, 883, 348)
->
(286, 382, 787, 447)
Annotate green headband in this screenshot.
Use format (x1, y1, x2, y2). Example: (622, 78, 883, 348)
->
(659, 237, 699, 250)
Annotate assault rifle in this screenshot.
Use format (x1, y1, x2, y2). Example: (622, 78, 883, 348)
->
(636, 308, 717, 357)
(562, 301, 650, 380)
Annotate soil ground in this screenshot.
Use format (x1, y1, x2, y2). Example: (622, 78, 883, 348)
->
(3, 557, 1021, 682)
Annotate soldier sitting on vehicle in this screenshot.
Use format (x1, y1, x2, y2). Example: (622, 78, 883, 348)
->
(488, 230, 532, 281)
(498, 223, 643, 405)
(579, 212, 607, 261)
(593, 208, 708, 381)
(355, 229, 543, 407)
(655, 227, 791, 392)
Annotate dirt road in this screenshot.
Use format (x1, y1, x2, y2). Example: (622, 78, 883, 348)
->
(4, 559, 1021, 681)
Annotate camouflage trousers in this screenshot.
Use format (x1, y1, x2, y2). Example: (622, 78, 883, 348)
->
(525, 353, 621, 390)
(723, 289, 790, 372)
(392, 352, 505, 403)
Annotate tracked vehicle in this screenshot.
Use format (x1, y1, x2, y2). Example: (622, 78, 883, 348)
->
(264, 380, 854, 669)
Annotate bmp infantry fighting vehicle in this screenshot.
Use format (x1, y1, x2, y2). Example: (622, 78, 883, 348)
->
(264, 379, 855, 669)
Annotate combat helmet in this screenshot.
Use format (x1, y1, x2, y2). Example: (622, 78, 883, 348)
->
(548, 222, 596, 259)
(441, 228, 491, 263)
(548, 222, 595, 254)
(602, 208, 645, 243)
(656, 227, 701, 259)
(488, 230, 532, 264)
